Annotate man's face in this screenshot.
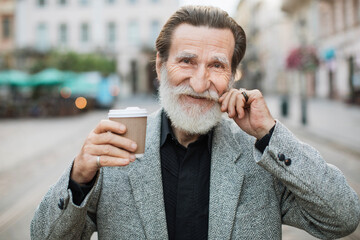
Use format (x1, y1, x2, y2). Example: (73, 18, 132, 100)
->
(157, 24, 235, 134)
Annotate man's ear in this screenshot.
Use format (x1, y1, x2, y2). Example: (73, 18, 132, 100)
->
(156, 52, 162, 81)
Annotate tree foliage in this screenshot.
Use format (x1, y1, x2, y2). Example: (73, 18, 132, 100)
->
(30, 51, 116, 76)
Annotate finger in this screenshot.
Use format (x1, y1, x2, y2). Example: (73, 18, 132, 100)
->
(93, 131, 137, 153)
(220, 89, 235, 112)
(235, 94, 246, 119)
(246, 89, 262, 103)
(227, 91, 242, 118)
(97, 155, 131, 167)
(93, 119, 127, 135)
(90, 144, 136, 162)
(218, 91, 228, 103)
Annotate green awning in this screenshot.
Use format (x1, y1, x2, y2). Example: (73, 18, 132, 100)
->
(60, 73, 99, 98)
(30, 68, 65, 86)
(0, 70, 31, 86)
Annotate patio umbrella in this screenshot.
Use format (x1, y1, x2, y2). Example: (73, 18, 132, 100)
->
(0, 70, 31, 86)
(30, 68, 65, 86)
(61, 73, 99, 98)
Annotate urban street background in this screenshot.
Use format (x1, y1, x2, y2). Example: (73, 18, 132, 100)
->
(1, 0, 360, 239)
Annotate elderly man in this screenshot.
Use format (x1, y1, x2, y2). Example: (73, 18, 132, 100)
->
(31, 5, 360, 240)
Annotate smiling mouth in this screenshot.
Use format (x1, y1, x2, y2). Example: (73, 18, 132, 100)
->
(186, 94, 217, 102)
(190, 95, 206, 100)
(181, 95, 219, 108)
(179, 94, 218, 113)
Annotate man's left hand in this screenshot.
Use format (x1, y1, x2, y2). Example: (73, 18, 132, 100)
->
(219, 89, 275, 139)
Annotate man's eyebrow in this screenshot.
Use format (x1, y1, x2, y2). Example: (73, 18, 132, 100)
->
(175, 52, 198, 60)
(212, 56, 230, 67)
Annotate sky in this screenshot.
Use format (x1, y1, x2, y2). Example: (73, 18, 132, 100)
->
(179, 0, 239, 16)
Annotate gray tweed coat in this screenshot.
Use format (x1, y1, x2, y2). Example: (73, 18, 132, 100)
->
(31, 109, 360, 239)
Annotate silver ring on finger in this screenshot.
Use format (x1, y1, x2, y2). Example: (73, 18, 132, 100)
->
(96, 156, 101, 168)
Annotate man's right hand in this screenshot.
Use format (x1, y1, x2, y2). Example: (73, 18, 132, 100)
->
(71, 120, 138, 184)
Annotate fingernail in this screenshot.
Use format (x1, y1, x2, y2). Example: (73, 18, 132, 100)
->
(120, 125, 125, 132)
(131, 143, 137, 150)
(130, 154, 136, 161)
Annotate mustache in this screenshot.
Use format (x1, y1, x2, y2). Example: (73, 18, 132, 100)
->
(171, 84, 220, 102)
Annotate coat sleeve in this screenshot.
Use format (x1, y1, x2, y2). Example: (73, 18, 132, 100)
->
(253, 121, 360, 239)
(30, 162, 102, 240)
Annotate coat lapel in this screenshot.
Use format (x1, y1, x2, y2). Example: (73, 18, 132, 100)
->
(208, 119, 246, 240)
(128, 109, 168, 240)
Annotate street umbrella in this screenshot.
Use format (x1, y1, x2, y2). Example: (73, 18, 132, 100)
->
(0, 70, 31, 86)
(60, 73, 99, 98)
(62, 71, 78, 82)
(30, 68, 65, 86)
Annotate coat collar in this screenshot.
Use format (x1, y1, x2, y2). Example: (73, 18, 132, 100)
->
(128, 109, 247, 240)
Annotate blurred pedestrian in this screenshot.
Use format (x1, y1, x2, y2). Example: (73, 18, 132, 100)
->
(31, 5, 360, 240)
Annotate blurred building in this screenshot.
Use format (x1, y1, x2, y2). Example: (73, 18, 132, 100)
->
(0, 0, 15, 68)
(317, 0, 360, 103)
(281, 0, 320, 98)
(15, 0, 179, 94)
(236, 0, 360, 104)
(234, 0, 292, 94)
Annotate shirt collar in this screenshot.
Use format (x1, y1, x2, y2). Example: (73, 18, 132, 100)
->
(160, 110, 213, 151)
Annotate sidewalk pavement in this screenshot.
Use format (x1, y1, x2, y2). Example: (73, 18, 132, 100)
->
(265, 95, 360, 157)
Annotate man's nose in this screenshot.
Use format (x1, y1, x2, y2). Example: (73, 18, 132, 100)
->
(189, 65, 210, 93)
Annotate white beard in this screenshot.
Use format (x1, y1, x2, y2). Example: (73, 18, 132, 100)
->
(158, 66, 223, 135)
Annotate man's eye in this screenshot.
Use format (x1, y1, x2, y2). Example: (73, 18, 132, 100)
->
(214, 63, 224, 68)
(182, 59, 190, 64)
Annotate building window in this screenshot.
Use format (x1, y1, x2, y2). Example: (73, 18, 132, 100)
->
(36, 23, 48, 51)
(2, 17, 11, 39)
(128, 20, 139, 45)
(107, 22, 116, 44)
(150, 20, 159, 45)
(58, 0, 67, 6)
(128, 0, 137, 4)
(150, 0, 159, 3)
(80, 23, 90, 43)
(107, 0, 116, 4)
(37, 0, 46, 7)
(59, 23, 68, 45)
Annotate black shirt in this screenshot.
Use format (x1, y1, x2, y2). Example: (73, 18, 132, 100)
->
(160, 111, 212, 240)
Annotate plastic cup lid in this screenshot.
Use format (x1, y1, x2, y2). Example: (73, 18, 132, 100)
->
(108, 107, 147, 118)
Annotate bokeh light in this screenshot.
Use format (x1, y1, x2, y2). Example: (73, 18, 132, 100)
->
(75, 97, 87, 109)
(60, 87, 71, 99)
(110, 85, 120, 97)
